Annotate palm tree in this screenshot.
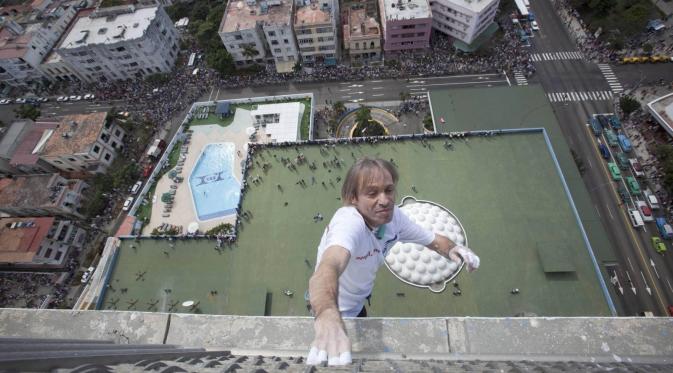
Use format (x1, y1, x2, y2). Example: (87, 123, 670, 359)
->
(332, 101, 346, 116)
(241, 43, 259, 61)
(355, 105, 372, 128)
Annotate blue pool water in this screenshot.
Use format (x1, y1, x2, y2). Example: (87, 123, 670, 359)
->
(189, 143, 240, 220)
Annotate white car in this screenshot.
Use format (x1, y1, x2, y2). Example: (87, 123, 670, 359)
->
(531, 21, 540, 31)
(122, 196, 134, 211)
(83, 93, 95, 100)
(56, 96, 69, 102)
(130, 181, 142, 195)
(15, 98, 27, 104)
(69, 95, 82, 101)
(636, 200, 654, 222)
(37, 97, 49, 102)
(80, 266, 95, 284)
(0, 98, 12, 104)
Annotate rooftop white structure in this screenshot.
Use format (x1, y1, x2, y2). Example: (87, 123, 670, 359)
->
(250, 103, 303, 142)
(55, 6, 179, 83)
(381, 0, 432, 21)
(430, 0, 499, 44)
(647, 92, 673, 138)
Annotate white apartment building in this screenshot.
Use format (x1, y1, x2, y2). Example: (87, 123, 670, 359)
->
(55, 5, 179, 83)
(294, 0, 339, 66)
(0, 2, 79, 88)
(36, 112, 126, 174)
(219, 0, 298, 73)
(430, 0, 499, 44)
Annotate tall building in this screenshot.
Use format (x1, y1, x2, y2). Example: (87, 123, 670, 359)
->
(219, 0, 299, 73)
(430, 0, 499, 44)
(378, 0, 432, 55)
(340, 0, 378, 18)
(0, 1, 80, 88)
(343, 8, 381, 64)
(0, 173, 88, 219)
(35, 112, 126, 174)
(294, 0, 339, 66)
(55, 5, 179, 83)
(0, 216, 87, 266)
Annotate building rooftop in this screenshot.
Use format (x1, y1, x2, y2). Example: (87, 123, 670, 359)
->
(0, 120, 31, 158)
(344, 8, 380, 40)
(220, 0, 293, 33)
(0, 217, 54, 263)
(59, 6, 157, 49)
(39, 112, 107, 158)
(10, 120, 59, 167)
(295, 4, 331, 26)
(448, 0, 499, 13)
(647, 92, 673, 138)
(0, 174, 62, 210)
(380, 0, 431, 21)
(0, 26, 31, 60)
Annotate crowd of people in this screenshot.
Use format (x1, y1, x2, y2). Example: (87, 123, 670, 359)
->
(0, 266, 74, 309)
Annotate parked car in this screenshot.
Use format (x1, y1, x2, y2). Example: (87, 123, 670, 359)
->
(122, 196, 134, 211)
(628, 158, 645, 177)
(590, 116, 601, 136)
(0, 98, 12, 104)
(56, 96, 69, 102)
(655, 217, 673, 239)
(617, 183, 629, 202)
(531, 20, 540, 31)
(130, 181, 142, 195)
(80, 266, 95, 284)
(608, 114, 621, 129)
(83, 93, 95, 100)
(615, 152, 629, 170)
(636, 200, 653, 222)
(69, 95, 82, 101)
(626, 176, 641, 195)
(14, 98, 27, 104)
(37, 97, 49, 102)
(608, 162, 622, 181)
(597, 114, 610, 129)
(629, 209, 644, 228)
(643, 189, 660, 210)
(598, 142, 610, 160)
(651, 236, 667, 254)
(618, 134, 632, 152)
(604, 129, 619, 147)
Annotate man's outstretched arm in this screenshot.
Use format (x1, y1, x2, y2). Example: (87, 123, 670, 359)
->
(426, 234, 480, 272)
(307, 245, 352, 366)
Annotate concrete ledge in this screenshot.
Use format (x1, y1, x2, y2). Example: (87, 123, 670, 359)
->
(0, 309, 168, 345)
(2, 309, 672, 364)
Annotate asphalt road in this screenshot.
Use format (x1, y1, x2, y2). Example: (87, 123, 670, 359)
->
(530, 0, 673, 316)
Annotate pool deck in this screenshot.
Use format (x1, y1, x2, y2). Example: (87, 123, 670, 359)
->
(143, 109, 260, 234)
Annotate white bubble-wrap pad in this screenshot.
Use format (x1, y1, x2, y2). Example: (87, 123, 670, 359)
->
(384, 197, 467, 293)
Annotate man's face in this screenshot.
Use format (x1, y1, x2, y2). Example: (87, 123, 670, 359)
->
(350, 168, 396, 228)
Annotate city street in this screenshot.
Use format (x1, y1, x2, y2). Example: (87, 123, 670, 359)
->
(530, 0, 673, 316)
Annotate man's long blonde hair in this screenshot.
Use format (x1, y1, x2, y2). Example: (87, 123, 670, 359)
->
(341, 157, 398, 204)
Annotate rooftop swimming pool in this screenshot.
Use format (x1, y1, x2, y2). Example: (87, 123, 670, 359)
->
(189, 143, 240, 221)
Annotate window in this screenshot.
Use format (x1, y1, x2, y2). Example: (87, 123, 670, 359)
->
(417, 32, 426, 37)
(54, 251, 62, 261)
(117, 46, 125, 52)
(111, 141, 118, 148)
(284, 39, 289, 44)
(402, 24, 416, 29)
(54, 160, 63, 164)
(67, 168, 74, 171)
(130, 62, 138, 67)
(234, 35, 243, 40)
(68, 158, 76, 162)
(271, 40, 279, 45)
(104, 153, 111, 161)
(115, 129, 121, 137)
(45, 248, 53, 258)
(268, 31, 276, 36)
(274, 48, 281, 53)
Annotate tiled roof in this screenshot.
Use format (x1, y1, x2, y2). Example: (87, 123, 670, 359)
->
(40, 112, 107, 157)
(10, 120, 59, 166)
(0, 216, 54, 263)
(220, 0, 293, 33)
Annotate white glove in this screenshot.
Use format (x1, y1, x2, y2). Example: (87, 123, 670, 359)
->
(452, 245, 480, 272)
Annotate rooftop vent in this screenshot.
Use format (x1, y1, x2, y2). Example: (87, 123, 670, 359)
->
(75, 30, 89, 44)
(98, 27, 107, 34)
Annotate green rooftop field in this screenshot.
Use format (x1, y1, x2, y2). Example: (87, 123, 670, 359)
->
(103, 132, 611, 317)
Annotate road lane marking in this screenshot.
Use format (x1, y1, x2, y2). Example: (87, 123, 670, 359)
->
(606, 205, 614, 220)
(371, 87, 384, 90)
(667, 279, 673, 293)
(405, 79, 509, 88)
(627, 257, 634, 272)
(372, 94, 384, 97)
(594, 204, 601, 218)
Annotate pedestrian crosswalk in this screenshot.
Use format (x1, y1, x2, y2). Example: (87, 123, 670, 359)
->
(513, 70, 528, 85)
(546, 91, 613, 103)
(598, 64, 623, 93)
(530, 51, 584, 62)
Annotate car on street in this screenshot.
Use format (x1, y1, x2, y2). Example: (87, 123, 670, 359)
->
(656, 217, 673, 239)
(37, 97, 49, 102)
(56, 96, 69, 102)
(628, 158, 645, 177)
(651, 236, 666, 254)
(122, 196, 134, 211)
(531, 20, 540, 31)
(608, 114, 621, 129)
(0, 98, 12, 104)
(628, 209, 644, 228)
(644, 189, 660, 210)
(69, 95, 82, 101)
(615, 152, 629, 170)
(608, 162, 621, 180)
(590, 116, 601, 136)
(597, 114, 610, 129)
(598, 141, 610, 160)
(15, 98, 27, 104)
(604, 129, 619, 147)
(81, 266, 95, 284)
(617, 183, 629, 202)
(83, 93, 95, 100)
(626, 176, 641, 195)
(636, 200, 653, 222)
(618, 134, 632, 152)
(130, 181, 142, 195)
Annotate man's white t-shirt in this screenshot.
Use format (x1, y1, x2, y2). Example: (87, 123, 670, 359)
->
(315, 205, 435, 317)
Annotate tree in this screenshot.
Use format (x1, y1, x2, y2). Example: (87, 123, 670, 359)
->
(588, 0, 614, 17)
(619, 96, 640, 115)
(332, 101, 346, 116)
(423, 115, 434, 132)
(14, 104, 40, 120)
(241, 43, 259, 61)
(643, 43, 653, 55)
(206, 48, 236, 76)
(355, 106, 372, 128)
